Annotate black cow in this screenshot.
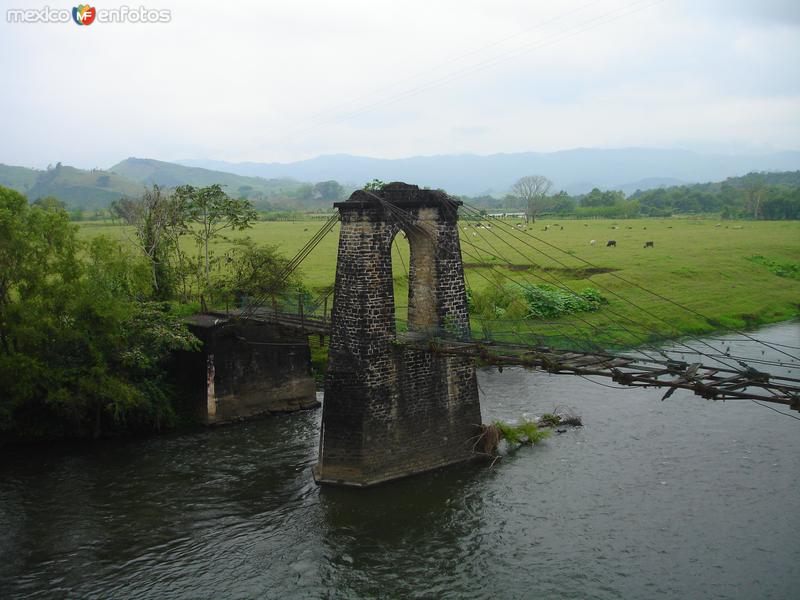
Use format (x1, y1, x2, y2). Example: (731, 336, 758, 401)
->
(644, 241, 654, 248)
(606, 240, 617, 247)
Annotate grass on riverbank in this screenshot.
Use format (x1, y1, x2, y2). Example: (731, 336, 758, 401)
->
(78, 217, 800, 349)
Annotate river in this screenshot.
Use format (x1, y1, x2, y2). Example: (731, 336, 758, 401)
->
(1, 322, 798, 599)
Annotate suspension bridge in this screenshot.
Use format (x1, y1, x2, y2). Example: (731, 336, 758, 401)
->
(227, 182, 799, 486)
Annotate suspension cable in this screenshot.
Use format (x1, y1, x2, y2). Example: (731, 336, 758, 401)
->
(459, 205, 749, 371)
(466, 203, 800, 363)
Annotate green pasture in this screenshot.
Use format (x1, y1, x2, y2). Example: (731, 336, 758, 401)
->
(78, 217, 800, 349)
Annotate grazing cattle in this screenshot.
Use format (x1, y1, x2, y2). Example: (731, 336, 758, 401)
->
(644, 241, 654, 248)
(543, 226, 549, 231)
(606, 240, 617, 247)
(590, 239, 596, 246)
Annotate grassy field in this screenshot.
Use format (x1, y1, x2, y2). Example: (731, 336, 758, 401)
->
(78, 217, 800, 350)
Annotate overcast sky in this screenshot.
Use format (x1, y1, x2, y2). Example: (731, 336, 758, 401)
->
(1, 0, 798, 169)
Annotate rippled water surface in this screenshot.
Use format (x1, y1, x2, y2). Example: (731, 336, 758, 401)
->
(1, 323, 798, 599)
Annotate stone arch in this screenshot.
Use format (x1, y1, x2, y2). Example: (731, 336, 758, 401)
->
(389, 219, 441, 333)
(316, 183, 481, 487)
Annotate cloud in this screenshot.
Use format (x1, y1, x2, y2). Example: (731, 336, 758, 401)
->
(0, 0, 798, 169)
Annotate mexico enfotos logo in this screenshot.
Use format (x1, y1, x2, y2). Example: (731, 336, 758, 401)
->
(6, 5, 171, 24)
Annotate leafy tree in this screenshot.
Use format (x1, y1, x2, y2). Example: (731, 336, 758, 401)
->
(512, 175, 553, 223)
(213, 239, 298, 306)
(31, 196, 66, 212)
(741, 173, 766, 219)
(761, 187, 800, 219)
(174, 184, 257, 288)
(128, 185, 183, 299)
(313, 180, 344, 201)
(0, 186, 198, 441)
(548, 190, 576, 214)
(293, 183, 315, 202)
(581, 188, 625, 207)
(109, 197, 138, 224)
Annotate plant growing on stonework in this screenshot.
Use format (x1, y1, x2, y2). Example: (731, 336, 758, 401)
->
(364, 179, 386, 191)
(475, 418, 551, 458)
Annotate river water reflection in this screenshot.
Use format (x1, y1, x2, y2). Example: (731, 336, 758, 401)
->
(1, 322, 798, 599)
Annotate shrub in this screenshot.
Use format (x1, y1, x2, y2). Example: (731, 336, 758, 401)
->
(522, 284, 608, 319)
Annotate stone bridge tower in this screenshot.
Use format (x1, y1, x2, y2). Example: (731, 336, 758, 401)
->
(315, 183, 482, 486)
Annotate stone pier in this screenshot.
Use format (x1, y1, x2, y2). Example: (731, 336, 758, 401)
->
(315, 183, 482, 486)
(176, 315, 319, 424)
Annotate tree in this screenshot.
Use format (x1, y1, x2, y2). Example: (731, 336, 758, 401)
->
(214, 239, 298, 306)
(512, 175, 553, 223)
(0, 186, 198, 441)
(174, 184, 257, 288)
(742, 173, 766, 219)
(128, 185, 182, 299)
(293, 183, 314, 202)
(313, 180, 344, 201)
(581, 188, 625, 208)
(109, 197, 138, 225)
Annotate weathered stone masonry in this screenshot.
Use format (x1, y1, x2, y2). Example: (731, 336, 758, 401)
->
(176, 315, 319, 424)
(315, 183, 482, 486)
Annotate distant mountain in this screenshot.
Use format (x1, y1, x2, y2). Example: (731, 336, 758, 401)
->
(179, 148, 800, 196)
(110, 157, 303, 198)
(5, 149, 799, 211)
(614, 177, 687, 196)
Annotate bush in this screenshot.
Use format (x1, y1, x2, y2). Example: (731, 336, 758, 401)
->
(468, 280, 608, 321)
(522, 284, 608, 319)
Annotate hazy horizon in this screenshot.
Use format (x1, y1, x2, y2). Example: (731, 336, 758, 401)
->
(2, 0, 799, 170)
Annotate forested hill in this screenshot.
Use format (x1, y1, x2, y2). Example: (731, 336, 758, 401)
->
(0, 163, 143, 210)
(0, 160, 317, 211)
(627, 171, 800, 217)
(109, 158, 304, 200)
